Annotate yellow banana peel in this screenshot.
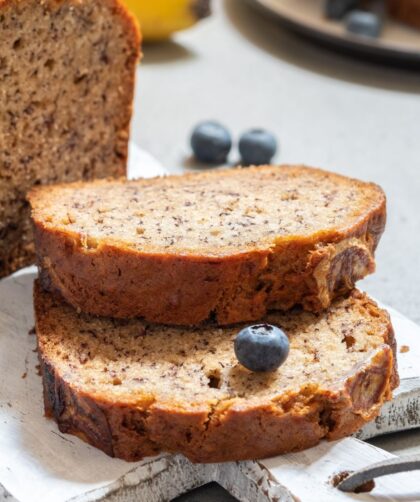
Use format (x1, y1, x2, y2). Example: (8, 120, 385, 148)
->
(123, 0, 211, 42)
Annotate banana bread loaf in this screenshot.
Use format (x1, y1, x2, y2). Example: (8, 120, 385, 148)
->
(0, 0, 140, 278)
(35, 283, 398, 463)
(30, 165, 386, 325)
(388, 0, 420, 28)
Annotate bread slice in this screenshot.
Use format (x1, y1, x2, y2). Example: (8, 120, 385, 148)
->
(35, 282, 398, 463)
(0, 0, 140, 278)
(388, 0, 420, 28)
(30, 165, 386, 325)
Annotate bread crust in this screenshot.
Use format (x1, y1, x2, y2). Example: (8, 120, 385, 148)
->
(0, 0, 140, 278)
(36, 287, 398, 463)
(31, 166, 386, 325)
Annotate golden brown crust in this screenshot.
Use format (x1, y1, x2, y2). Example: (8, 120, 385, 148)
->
(36, 285, 398, 463)
(0, 0, 140, 278)
(388, 0, 420, 28)
(30, 165, 386, 325)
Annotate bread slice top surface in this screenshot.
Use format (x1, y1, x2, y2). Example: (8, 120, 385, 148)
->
(35, 283, 393, 410)
(29, 165, 385, 257)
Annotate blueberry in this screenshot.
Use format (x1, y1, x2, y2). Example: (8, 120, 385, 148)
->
(345, 11, 382, 38)
(239, 129, 277, 166)
(325, 0, 359, 20)
(234, 324, 289, 373)
(190, 121, 232, 164)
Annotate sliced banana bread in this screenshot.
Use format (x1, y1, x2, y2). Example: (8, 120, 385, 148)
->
(30, 165, 386, 325)
(35, 283, 398, 463)
(0, 0, 140, 278)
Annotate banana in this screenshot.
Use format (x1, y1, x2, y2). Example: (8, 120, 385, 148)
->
(123, 0, 211, 42)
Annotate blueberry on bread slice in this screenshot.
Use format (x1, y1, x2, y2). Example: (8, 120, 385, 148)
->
(0, 0, 140, 278)
(29, 165, 386, 325)
(234, 324, 290, 372)
(35, 283, 398, 463)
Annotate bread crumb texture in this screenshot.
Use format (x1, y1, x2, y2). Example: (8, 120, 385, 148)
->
(36, 283, 398, 463)
(0, 0, 140, 277)
(30, 166, 386, 324)
(31, 165, 384, 255)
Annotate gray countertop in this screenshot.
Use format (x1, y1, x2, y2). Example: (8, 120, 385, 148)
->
(130, 0, 420, 497)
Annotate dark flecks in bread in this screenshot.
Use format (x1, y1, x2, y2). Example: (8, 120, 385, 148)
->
(0, 0, 140, 277)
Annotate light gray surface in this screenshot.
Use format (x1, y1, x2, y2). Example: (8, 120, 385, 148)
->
(132, 0, 420, 326)
(130, 1, 420, 497)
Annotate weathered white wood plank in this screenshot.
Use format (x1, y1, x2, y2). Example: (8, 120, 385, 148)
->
(260, 437, 420, 501)
(2, 267, 420, 502)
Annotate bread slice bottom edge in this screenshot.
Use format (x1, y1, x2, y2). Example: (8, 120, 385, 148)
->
(34, 282, 398, 463)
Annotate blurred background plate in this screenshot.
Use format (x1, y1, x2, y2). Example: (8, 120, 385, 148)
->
(249, 0, 420, 64)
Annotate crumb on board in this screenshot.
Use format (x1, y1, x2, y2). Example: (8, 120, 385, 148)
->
(331, 471, 351, 487)
(28, 326, 36, 335)
(354, 479, 375, 494)
(400, 345, 410, 353)
(330, 471, 375, 493)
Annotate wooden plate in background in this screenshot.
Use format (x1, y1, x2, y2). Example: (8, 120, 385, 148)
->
(250, 0, 420, 64)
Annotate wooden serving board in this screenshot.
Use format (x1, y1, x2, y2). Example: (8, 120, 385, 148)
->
(1, 268, 420, 502)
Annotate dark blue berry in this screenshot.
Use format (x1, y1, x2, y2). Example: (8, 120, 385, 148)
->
(345, 11, 382, 38)
(239, 129, 277, 166)
(234, 324, 289, 373)
(325, 0, 359, 20)
(190, 121, 232, 164)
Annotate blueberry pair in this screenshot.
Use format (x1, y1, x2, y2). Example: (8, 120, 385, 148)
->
(190, 121, 277, 166)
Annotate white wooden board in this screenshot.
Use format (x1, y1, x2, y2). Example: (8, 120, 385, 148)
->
(1, 268, 420, 502)
(1, 147, 420, 501)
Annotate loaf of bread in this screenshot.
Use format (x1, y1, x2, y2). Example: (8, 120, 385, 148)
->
(0, 0, 140, 278)
(30, 165, 386, 325)
(388, 0, 420, 28)
(35, 283, 398, 463)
